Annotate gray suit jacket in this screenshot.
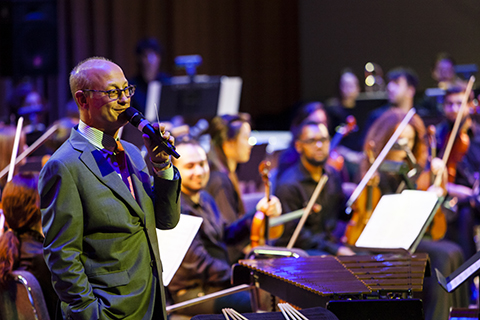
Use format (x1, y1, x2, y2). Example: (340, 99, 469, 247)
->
(39, 129, 181, 320)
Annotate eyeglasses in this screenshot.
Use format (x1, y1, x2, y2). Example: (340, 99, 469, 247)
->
(299, 137, 329, 146)
(82, 85, 136, 101)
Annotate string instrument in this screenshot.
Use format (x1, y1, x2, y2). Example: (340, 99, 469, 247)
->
(250, 160, 284, 248)
(287, 174, 328, 249)
(413, 125, 447, 241)
(327, 116, 357, 171)
(342, 142, 381, 245)
(0, 123, 59, 180)
(342, 108, 416, 245)
(445, 119, 471, 183)
(422, 76, 476, 240)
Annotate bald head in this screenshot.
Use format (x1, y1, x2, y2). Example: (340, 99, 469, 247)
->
(69, 57, 118, 103)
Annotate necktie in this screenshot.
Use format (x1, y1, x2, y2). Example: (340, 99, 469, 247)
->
(115, 140, 136, 199)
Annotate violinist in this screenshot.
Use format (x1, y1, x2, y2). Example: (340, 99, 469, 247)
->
(274, 120, 354, 256)
(275, 102, 327, 185)
(437, 85, 478, 259)
(168, 138, 253, 316)
(361, 108, 468, 320)
(206, 114, 282, 262)
(0, 172, 59, 319)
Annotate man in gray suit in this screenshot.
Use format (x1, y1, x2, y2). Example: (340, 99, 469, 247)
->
(39, 57, 181, 320)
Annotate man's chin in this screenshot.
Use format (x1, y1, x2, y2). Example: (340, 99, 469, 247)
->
(306, 157, 327, 167)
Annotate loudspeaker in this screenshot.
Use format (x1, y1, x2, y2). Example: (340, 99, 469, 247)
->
(0, 0, 58, 76)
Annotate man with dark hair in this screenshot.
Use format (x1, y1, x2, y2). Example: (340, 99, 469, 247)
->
(39, 57, 180, 320)
(361, 67, 419, 144)
(274, 121, 354, 256)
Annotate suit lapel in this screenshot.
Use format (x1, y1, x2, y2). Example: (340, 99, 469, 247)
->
(69, 130, 146, 224)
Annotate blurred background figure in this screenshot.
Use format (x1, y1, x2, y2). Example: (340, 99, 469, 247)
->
(432, 52, 460, 90)
(129, 37, 170, 114)
(0, 172, 59, 319)
(7, 81, 47, 157)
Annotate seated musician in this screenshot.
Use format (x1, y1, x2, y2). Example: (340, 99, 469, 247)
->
(169, 138, 279, 316)
(274, 120, 355, 256)
(362, 108, 469, 320)
(0, 172, 59, 319)
(206, 114, 282, 262)
(436, 85, 479, 260)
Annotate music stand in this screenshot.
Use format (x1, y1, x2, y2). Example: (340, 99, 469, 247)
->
(436, 250, 480, 319)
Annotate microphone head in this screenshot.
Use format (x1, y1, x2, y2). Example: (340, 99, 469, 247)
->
(123, 107, 141, 120)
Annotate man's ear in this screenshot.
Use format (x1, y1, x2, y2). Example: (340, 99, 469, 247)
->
(294, 140, 302, 154)
(74, 90, 88, 109)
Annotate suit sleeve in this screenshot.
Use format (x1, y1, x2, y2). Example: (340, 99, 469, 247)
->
(152, 166, 181, 229)
(39, 159, 100, 320)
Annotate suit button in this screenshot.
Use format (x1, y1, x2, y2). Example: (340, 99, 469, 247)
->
(150, 260, 154, 267)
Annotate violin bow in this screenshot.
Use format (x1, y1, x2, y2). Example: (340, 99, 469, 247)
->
(0, 123, 59, 181)
(6, 117, 24, 182)
(433, 75, 475, 187)
(287, 173, 328, 249)
(345, 108, 417, 213)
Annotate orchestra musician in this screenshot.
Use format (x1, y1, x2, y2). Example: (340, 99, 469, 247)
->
(168, 138, 254, 316)
(38, 57, 181, 320)
(206, 114, 282, 262)
(436, 85, 479, 260)
(361, 108, 468, 320)
(274, 120, 354, 256)
(0, 172, 59, 319)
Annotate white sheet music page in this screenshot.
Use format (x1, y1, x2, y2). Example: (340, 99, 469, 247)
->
(355, 190, 438, 250)
(156, 214, 203, 286)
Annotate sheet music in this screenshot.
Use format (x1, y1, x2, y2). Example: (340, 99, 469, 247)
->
(355, 190, 438, 250)
(156, 214, 203, 286)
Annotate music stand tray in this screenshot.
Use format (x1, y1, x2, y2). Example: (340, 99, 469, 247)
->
(436, 250, 480, 319)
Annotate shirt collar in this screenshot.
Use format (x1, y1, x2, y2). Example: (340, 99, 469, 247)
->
(78, 120, 118, 153)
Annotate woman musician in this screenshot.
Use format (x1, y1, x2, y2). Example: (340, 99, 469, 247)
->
(359, 108, 468, 320)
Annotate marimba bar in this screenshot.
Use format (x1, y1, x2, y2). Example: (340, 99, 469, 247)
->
(232, 253, 429, 308)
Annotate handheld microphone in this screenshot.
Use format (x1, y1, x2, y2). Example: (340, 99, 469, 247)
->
(123, 107, 180, 159)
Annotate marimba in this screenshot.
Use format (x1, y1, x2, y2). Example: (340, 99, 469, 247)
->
(232, 253, 429, 309)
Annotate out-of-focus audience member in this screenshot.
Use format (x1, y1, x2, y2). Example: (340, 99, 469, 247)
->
(0, 172, 59, 319)
(169, 138, 252, 316)
(129, 38, 170, 114)
(206, 114, 282, 262)
(274, 120, 354, 256)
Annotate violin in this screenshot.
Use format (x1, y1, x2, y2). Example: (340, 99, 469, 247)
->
(342, 109, 416, 245)
(327, 116, 357, 172)
(250, 160, 284, 248)
(342, 142, 381, 245)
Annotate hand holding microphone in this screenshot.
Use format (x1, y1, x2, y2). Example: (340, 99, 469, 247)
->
(123, 107, 180, 159)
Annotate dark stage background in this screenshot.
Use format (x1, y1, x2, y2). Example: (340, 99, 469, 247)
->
(0, 0, 479, 130)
